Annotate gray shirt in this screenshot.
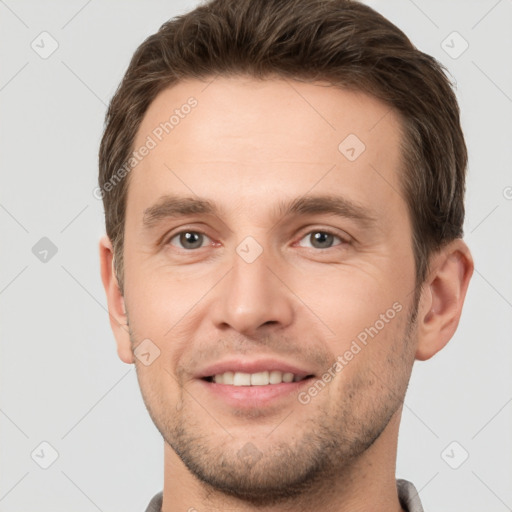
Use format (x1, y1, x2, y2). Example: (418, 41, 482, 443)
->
(144, 478, 424, 511)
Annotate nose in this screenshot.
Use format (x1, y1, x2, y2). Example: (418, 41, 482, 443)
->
(211, 245, 295, 336)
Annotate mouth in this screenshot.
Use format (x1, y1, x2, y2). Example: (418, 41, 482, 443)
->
(194, 359, 317, 408)
(202, 370, 315, 386)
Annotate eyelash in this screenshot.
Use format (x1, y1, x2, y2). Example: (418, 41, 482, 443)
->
(295, 229, 348, 249)
(165, 228, 349, 251)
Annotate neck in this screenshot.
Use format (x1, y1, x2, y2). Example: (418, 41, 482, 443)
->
(161, 408, 406, 512)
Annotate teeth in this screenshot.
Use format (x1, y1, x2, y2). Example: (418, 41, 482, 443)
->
(222, 371, 234, 385)
(282, 372, 294, 383)
(269, 370, 283, 384)
(233, 372, 251, 386)
(211, 371, 305, 386)
(251, 371, 269, 386)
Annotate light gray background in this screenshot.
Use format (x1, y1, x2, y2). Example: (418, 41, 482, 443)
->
(1, 0, 511, 510)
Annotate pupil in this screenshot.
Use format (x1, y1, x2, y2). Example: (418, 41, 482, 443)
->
(181, 232, 202, 249)
(312, 232, 332, 248)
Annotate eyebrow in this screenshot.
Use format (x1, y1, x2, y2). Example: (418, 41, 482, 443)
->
(142, 194, 378, 230)
(277, 194, 377, 228)
(143, 195, 219, 228)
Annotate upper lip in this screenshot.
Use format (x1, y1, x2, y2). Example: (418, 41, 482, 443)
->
(195, 358, 315, 380)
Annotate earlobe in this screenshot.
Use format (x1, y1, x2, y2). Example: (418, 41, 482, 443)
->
(99, 235, 134, 364)
(415, 239, 474, 361)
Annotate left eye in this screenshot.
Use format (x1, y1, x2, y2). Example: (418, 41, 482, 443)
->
(168, 231, 211, 250)
(297, 230, 344, 249)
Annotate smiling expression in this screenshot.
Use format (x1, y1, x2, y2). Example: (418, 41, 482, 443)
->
(117, 76, 420, 502)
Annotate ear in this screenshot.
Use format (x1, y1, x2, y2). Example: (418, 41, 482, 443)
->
(99, 235, 134, 364)
(415, 239, 474, 361)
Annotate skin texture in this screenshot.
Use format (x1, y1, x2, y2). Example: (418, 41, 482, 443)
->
(100, 77, 473, 512)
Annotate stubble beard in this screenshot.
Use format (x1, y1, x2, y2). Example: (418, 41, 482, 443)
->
(131, 297, 419, 506)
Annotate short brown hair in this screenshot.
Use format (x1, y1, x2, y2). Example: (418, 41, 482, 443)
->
(99, 0, 467, 296)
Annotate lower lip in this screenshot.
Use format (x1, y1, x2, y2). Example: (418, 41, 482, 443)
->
(197, 378, 314, 408)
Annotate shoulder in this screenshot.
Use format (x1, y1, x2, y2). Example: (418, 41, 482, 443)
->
(397, 479, 425, 512)
(144, 491, 163, 512)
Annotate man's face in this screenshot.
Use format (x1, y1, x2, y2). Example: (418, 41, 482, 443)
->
(122, 77, 420, 501)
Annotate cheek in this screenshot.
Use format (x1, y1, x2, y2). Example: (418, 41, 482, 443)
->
(322, 302, 414, 413)
(125, 264, 213, 339)
(288, 260, 410, 342)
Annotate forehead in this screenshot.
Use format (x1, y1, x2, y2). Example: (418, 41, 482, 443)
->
(127, 76, 406, 218)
